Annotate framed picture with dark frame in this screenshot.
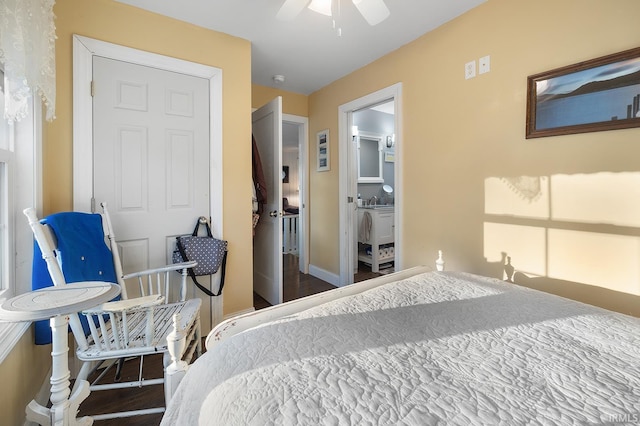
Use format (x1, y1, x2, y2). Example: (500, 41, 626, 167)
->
(526, 47, 640, 138)
(317, 129, 330, 172)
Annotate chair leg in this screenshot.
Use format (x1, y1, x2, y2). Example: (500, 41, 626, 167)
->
(114, 358, 125, 382)
(196, 317, 203, 357)
(73, 361, 95, 394)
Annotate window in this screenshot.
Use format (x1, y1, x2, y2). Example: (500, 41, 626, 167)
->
(0, 68, 41, 362)
(0, 71, 15, 301)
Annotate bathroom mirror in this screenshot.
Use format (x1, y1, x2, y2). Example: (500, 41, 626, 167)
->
(357, 132, 384, 183)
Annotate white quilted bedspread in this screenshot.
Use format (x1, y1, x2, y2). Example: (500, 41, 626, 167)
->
(162, 271, 640, 425)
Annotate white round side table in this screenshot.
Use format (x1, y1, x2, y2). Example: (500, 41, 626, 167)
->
(0, 281, 120, 426)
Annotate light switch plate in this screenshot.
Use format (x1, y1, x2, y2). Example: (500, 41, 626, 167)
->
(479, 55, 490, 74)
(465, 60, 476, 80)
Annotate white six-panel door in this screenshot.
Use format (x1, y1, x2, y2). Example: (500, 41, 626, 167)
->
(92, 56, 213, 329)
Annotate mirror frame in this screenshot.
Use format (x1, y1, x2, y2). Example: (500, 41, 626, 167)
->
(357, 131, 384, 183)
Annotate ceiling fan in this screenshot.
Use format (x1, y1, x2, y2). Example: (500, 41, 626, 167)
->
(277, 0, 390, 26)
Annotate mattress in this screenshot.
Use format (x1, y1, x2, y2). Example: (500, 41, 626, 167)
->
(162, 271, 640, 425)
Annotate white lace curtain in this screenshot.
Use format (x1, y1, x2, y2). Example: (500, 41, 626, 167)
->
(0, 0, 56, 122)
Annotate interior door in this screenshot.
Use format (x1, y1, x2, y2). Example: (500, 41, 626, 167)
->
(92, 56, 213, 329)
(339, 84, 402, 285)
(252, 97, 283, 305)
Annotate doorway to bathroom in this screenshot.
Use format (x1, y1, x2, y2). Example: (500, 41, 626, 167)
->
(353, 101, 396, 278)
(338, 83, 403, 286)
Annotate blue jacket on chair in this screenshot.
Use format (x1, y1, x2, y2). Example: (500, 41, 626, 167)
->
(32, 212, 118, 344)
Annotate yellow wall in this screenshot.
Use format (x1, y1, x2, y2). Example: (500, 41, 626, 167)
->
(0, 329, 50, 425)
(48, 0, 253, 316)
(252, 84, 309, 116)
(309, 0, 640, 315)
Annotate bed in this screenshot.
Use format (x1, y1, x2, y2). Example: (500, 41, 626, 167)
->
(161, 262, 640, 425)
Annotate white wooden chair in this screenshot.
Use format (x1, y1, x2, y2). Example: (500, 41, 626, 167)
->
(24, 204, 202, 421)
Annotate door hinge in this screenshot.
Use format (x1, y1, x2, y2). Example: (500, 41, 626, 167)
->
(90, 80, 95, 97)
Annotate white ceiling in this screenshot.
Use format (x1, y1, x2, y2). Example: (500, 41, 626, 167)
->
(115, 0, 486, 95)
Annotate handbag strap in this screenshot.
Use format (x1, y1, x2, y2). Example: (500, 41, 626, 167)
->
(176, 237, 227, 297)
(192, 217, 213, 237)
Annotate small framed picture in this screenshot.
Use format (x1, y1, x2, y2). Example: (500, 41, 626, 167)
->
(317, 129, 330, 172)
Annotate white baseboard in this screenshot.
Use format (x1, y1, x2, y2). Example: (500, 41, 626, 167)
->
(309, 264, 342, 287)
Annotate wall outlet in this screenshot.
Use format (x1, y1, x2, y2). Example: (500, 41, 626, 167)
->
(479, 55, 490, 74)
(465, 60, 476, 80)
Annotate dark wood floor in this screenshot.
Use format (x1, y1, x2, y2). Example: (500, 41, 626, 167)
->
(79, 255, 386, 425)
(253, 254, 385, 309)
(77, 354, 166, 425)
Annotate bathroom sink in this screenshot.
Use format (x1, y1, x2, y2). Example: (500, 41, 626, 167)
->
(360, 205, 394, 209)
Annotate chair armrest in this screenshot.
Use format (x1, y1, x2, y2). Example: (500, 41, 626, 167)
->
(122, 261, 197, 280)
(83, 294, 164, 314)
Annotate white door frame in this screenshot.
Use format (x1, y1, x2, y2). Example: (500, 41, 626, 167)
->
(283, 113, 309, 274)
(338, 83, 403, 285)
(72, 35, 224, 323)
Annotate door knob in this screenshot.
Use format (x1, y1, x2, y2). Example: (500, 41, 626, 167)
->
(269, 210, 279, 217)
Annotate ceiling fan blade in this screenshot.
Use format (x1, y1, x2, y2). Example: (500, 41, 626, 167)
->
(276, 0, 311, 21)
(352, 0, 390, 26)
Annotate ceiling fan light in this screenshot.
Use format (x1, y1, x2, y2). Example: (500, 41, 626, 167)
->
(352, 0, 390, 26)
(308, 0, 332, 17)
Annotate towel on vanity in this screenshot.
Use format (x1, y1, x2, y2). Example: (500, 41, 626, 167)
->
(359, 211, 372, 243)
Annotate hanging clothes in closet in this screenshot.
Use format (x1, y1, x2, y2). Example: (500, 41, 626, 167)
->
(252, 134, 267, 236)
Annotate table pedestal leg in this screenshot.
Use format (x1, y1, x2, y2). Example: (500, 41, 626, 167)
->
(26, 315, 92, 426)
(49, 315, 72, 425)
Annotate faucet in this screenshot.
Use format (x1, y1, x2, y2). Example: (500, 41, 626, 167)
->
(370, 196, 378, 206)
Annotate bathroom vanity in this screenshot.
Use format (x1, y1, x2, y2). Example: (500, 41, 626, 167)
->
(358, 206, 394, 272)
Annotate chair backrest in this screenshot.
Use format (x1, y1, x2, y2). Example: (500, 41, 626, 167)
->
(87, 203, 159, 301)
(26, 204, 191, 301)
(25, 206, 193, 352)
(99, 202, 190, 303)
(24, 207, 113, 349)
(26, 208, 120, 286)
(98, 204, 128, 298)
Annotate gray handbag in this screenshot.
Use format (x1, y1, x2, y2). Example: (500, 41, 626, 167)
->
(173, 218, 227, 296)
